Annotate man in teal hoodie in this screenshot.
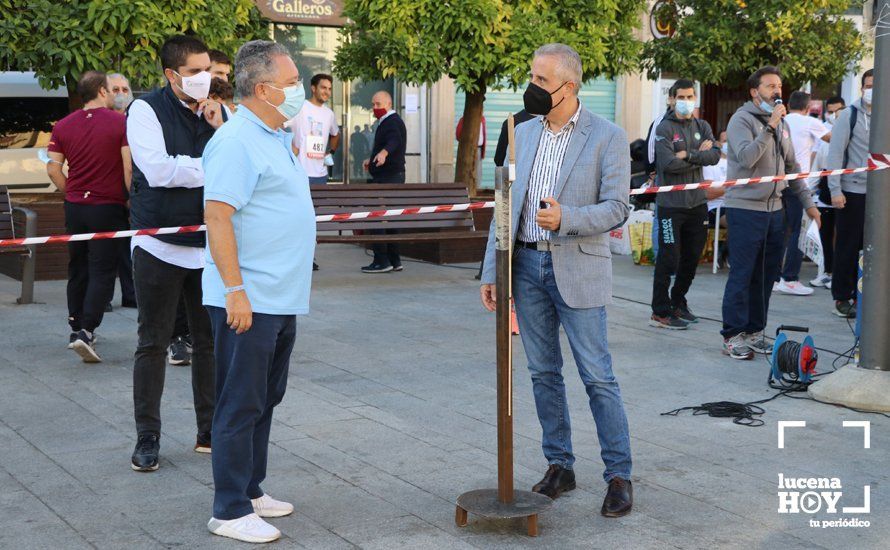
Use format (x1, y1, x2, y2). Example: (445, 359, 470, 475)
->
(720, 66, 821, 360)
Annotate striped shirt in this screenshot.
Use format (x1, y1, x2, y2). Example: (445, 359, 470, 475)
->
(518, 104, 581, 243)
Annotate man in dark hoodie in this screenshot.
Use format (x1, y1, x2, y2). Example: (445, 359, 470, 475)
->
(720, 66, 820, 360)
(650, 79, 721, 329)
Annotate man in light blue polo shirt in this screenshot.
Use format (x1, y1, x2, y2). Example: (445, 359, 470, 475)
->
(202, 40, 315, 544)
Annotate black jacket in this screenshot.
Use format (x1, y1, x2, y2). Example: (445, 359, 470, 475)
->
(493, 110, 535, 167)
(128, 86, 218, 247)
(654, 112, 720, 208)
(369, 113, 407, 178)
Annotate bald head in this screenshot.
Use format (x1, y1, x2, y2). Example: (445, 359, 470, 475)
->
(371, 91, 392, 110)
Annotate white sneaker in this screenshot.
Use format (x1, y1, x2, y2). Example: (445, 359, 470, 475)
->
(772, 281, 780, 292)
(251, 494, 294, 518)
(810, 274, 832, 288)
(776, 279, 814, 296)
(208, 513, 280, 543)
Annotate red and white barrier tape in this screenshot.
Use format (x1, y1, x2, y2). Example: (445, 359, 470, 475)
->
(0, 201, 496, 248)
(629, 153, 890, 196)
(2, 154, 887, 248)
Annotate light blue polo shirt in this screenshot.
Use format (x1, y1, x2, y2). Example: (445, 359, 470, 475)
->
(202, 105, 316, 315)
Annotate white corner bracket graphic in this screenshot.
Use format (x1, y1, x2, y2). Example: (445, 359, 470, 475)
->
(778, 421, 806, 449)
(842, 421, 871, 449)
(843, 486, 871, 514)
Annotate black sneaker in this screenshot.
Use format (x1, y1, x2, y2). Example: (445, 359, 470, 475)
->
(194, 431, 211, 454)
(312, 261, 319, 271)
(168, 336, 191, 366)
(648, 314, 689, 330)
(71, 330, 101, 363)
(131, 434, 160, 472)
(67, 332, 78, 349)
(361, 262, 393, 274)
(833, 300, 856, 319)
(673, 306, 699, 324)
(392, 264, 404, 272)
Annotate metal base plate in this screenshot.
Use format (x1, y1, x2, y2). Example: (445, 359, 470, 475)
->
(456, 489, 553, 519)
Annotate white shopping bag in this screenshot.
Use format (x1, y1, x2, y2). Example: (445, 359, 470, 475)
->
(610, 206, 653, 256)
(609, 223, 632, 256)
(798, 218, 823, 273)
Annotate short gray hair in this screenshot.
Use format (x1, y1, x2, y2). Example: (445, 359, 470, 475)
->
(235, 40, 290, 98)
(534, 43, 583, 95)
(107, 73, 129, 84)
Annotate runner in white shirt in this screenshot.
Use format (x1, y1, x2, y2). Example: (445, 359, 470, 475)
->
(775, 91, 831, 296)
(288, 74, 340, 184)
(807, 95, 846, 288)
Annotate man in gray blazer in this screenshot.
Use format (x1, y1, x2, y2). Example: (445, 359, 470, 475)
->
(480, 43, 633, 517)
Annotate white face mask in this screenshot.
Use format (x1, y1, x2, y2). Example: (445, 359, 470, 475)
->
(862, 88, 873, 105)
(174, 70, 212, 101)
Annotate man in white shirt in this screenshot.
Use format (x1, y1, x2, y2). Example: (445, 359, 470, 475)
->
(774, 91, 830, 296)
(289, 73, 340, 184)
(127, 35, 225, 472)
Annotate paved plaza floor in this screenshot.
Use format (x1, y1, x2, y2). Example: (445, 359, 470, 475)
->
(0, 244, 887, 549)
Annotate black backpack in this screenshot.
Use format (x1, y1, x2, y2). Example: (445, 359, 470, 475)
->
(817, 105, 857, 205)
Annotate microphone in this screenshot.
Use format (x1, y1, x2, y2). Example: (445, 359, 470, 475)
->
(773, 96, 785, 117)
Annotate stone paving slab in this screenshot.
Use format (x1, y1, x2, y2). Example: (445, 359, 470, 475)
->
(0, 244, 886, 549)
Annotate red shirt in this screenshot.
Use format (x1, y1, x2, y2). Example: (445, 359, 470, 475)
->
(48, 107, 128, 205)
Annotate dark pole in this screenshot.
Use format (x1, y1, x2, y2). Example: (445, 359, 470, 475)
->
(859, 0, 890, 371)
(494, 164, 514, 503)
(454, 121, 552, 537)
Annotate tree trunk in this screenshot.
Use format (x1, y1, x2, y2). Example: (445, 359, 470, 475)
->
(455, 85, 486, 195)
(66, 75, 83, 112)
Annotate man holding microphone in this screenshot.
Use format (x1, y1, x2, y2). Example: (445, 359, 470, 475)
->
(720, 66, 820, 360)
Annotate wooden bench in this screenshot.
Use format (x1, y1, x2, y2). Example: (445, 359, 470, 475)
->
(311, 184, 489, 250)
(0, 187, 37, 304)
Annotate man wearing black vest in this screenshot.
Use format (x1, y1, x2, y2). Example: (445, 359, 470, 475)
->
(127, 35, 225, 472)
(361, 90, 407, 273)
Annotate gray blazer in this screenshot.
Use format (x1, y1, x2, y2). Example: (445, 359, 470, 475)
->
(480, 106, 630, 309)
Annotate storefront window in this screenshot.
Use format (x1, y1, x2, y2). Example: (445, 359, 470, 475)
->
(272, 24, 393, 184)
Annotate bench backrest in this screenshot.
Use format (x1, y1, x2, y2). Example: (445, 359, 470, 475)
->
(0, 187, 14, 240)
(311, 183, 476, 232)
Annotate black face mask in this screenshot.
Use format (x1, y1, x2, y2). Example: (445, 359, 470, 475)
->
(523, 81, 568, 116)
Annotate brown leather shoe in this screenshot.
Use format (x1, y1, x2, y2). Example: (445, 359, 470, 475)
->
(531, 464, 576, 499)
(601, 477, 633, 517)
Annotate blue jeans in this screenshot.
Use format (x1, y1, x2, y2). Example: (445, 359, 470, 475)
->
(308, 175, 328, 185)
(207, 306, 296, 520)
(721, 208, 784, 338)
(512, 247, 632, 482)
(779, 189, 804, 282)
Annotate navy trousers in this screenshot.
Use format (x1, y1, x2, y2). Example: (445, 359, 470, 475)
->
(721, 208, 784, 338)
(207, 306, 296, 520)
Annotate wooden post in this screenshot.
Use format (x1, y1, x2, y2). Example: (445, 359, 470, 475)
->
(455, 116, 551, 535)
(495, 114, 516, 504)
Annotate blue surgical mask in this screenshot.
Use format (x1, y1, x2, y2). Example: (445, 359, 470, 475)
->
(758, 94, 775, 114)
(265, 83, 305, 120)
(675, 99, 696, 117)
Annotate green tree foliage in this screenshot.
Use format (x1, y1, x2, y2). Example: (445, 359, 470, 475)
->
(0, 0, 269, 107)
(334, 0, 645, 192)
(642, 0, 869, 89)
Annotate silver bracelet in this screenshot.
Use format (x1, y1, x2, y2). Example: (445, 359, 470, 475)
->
(224, 285, 245, 295)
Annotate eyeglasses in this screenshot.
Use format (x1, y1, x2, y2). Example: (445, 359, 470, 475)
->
(265, 79, 303, 89)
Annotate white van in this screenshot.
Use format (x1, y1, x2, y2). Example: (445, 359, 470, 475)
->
(0, 71, 68, 193)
